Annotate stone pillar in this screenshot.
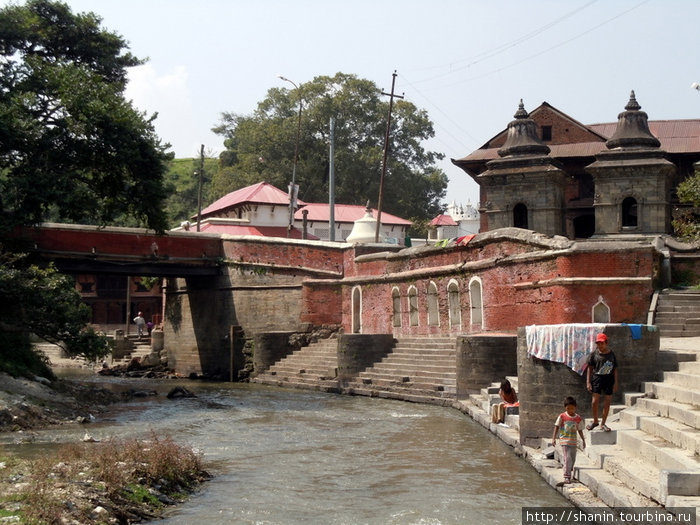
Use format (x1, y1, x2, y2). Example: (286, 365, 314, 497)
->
(456, 334, 517, 397)
(337, 334, 394, 384)
(253, 331, 294, 375)
(151, 329, 164, 353)
(516, 323, 660, 446)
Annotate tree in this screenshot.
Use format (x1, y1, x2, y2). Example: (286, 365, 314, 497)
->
(0, 0, 170, 370)
(672, 166, 700, 242)
(0, 0, 172, 234)
(212, 72, 447, 223)
(0, 253, 111, 376)
(162, 156, 218, 227)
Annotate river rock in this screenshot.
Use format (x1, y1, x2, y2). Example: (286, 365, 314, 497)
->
(167, 386, 196, 399)
(140, 352, 161, 368)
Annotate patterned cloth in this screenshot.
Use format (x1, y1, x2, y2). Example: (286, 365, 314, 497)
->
(525, 324, 606, 375)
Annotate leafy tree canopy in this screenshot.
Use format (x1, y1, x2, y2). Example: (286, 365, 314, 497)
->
(672, 166, 700, 242)
(212, 72, 448, 224)
(0, 253, 111, 367)
(0, 0, 172, 235)
(163, 156, 218, 227)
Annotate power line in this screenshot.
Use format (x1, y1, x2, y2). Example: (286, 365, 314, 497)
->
(408, 0, 599, 84)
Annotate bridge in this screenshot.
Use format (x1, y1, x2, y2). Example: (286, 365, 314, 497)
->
(11, 223, 224, 277)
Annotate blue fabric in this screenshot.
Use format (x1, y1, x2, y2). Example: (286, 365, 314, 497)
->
(623, 323, 644, 340)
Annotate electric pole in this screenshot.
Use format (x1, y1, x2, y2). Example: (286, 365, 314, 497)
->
(375, 70, 404, 243)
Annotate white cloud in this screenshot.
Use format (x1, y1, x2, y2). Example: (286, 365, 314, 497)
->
(126, 64, 204, 157)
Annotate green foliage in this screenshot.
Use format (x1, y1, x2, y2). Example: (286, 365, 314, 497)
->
(212, 72, 448, 222)
(162, 156, 218, 226)
(672, 169, 700, 242)
(0, 253, 110, 364)
(0, 331, 54, 379)
(0, 0, 172, 234)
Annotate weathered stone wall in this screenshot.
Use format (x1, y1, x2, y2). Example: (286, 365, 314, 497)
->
(516, 323, 660, 445)
(252, 331, 295, 375)
(336, 334, 395, 384)
(456, 334, 517, 396)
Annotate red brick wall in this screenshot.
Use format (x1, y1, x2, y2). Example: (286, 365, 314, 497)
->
(337, 241, 657, 336)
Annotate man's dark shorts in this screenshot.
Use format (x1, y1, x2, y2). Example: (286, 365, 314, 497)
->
(591, 374, 614, 395)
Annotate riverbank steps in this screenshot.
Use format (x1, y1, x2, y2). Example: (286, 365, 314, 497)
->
(253, 335, 700, 521)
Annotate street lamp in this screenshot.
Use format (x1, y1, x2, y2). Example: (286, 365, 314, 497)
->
(278, 75, 303, 237)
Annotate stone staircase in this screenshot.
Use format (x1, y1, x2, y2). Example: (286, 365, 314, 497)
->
(342, 337, 457, 406)
(111, 335, 152, 365)
(555, 347, 700, 515)
(459, 344, 700, 516)
(251, 338, 341, 393)
(654, 289, 700, 337)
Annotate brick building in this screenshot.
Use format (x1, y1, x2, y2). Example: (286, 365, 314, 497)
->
(452, 92, 700, 238)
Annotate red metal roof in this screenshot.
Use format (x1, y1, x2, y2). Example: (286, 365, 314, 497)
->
(198, 222, 317, 239)
(456, 119, 700, 166)
(294, 203, 412, 226)
(200, 182, 307, 217)
(430, 214, 458, 226)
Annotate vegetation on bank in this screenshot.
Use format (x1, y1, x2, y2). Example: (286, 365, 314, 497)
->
(0, 433, 210, 524)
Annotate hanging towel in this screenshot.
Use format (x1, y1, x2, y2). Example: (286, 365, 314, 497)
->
(622, 323, 643, 340)
(525, 324, 606, 375)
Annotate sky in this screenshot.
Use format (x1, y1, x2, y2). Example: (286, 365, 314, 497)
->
(7, 0, 700, 209)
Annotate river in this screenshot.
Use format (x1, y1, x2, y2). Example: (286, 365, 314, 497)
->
(4, 374, 571, 524)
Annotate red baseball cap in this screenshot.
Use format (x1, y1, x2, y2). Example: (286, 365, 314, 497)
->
(595, 333, 608, 343)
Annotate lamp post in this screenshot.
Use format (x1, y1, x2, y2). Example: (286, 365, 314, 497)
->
(278, 75, 303, 237)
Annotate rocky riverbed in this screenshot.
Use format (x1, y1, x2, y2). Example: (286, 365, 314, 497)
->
(0, 362, 209, 523)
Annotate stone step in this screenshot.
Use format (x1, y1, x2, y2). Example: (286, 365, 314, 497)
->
(254, 377, 340, 393)
(387, 349, 456, 358)
(678, 361, 700, 373)
(351, 377, 456, 393)
(657, 351, 698, 372)
(343, 386, 455, 406)
(367, 363, 456, 376)
(620, 409, 700, 455)
(395, 337, 455, 345)
(582, 445, 667, 504)
(358, 373, 456, 386)
(661, 370, 700, 388)
(643, 381, 700, 405)
(616, 429, 700, 472)
(634, 396, 700, 430)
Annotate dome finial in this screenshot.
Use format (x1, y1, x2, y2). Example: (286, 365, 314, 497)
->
(625, 90, 641, 111)
(514, 99, 528, 119)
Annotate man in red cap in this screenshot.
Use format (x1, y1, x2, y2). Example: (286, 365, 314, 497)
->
(585, 333, 618, 431)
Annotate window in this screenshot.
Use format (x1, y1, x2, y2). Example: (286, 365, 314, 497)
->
(513, 203, 528, 229)
(447, 280, 461, 329)
(352, 286, 362, 333)
(469, 277, 483, 329)
(427, 282, 439, 326)
(542, 125, 552, 141)
(622, 197, 638, 228)
(392, 287, 402, 327)
(592, 296, 611, 323)
(408, 286, 419, 326)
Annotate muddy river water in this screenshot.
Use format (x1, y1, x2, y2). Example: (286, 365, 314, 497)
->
(4, 375, 571, 524)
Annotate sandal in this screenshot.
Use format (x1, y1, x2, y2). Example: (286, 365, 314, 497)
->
(601, 424, 611, 432)
(586, 422, 598, 431)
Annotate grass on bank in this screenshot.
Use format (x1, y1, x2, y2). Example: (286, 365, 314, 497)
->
(0, 432, 210, 524)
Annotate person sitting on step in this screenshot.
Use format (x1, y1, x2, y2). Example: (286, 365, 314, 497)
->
(491, 379, 518, 424)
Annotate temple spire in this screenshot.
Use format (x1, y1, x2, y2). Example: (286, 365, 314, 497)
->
(605, 90, 660, 149)
(498, 99, 550, 157)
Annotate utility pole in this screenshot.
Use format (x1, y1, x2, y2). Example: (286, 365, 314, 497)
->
(329, 117, 336, 241)
(196, 144, 204, 232)
(375, 70, 404, 243)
